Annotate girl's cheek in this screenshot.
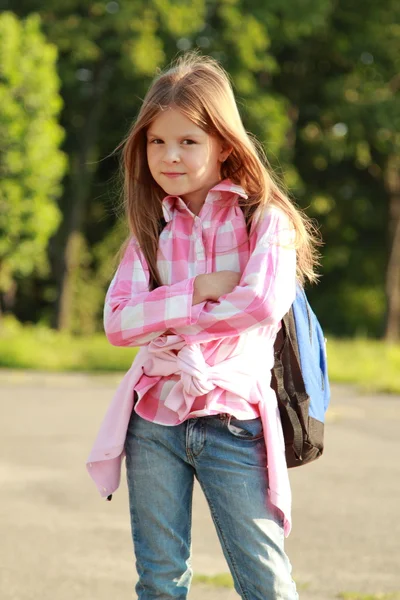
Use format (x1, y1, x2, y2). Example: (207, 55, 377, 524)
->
(188, 149, 204, 165)
(147, 149, 160, 164)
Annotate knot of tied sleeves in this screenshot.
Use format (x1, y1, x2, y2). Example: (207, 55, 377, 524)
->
(142, 334, 262, 420)
(176, 344, 216, 396)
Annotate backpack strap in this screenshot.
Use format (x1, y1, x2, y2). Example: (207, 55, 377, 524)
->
(272, 313, 307, 461)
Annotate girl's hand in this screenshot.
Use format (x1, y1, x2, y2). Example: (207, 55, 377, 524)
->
(193, 271, 241, 304)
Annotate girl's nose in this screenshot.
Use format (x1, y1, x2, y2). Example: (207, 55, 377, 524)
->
(163, 145, 181, 163)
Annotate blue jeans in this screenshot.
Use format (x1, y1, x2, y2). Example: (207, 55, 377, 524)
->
(124, 410, 299, 600)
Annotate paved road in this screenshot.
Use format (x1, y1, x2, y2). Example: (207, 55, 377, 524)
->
(1, 370, 399, 600)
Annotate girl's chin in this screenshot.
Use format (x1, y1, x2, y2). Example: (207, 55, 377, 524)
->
(162, 180, 189, 193)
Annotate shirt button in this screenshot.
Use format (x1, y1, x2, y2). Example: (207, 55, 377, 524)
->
(89, 463, 92, 468)
(103, 487, 107, 492)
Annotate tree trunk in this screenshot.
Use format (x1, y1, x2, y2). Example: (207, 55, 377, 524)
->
(53, 62, 114, 331)
(384, 155, 400, 342)
(3, 280, 17, 313)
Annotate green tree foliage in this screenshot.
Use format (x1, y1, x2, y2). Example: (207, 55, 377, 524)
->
(0, 12, 66, 300)
(272, 0, 400, 337)
(5, 0, 400, 339)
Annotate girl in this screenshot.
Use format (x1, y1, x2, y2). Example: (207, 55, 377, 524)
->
(87, 51, 319, 600)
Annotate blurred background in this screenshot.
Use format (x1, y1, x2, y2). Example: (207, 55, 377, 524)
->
(0, 1, 399, 388)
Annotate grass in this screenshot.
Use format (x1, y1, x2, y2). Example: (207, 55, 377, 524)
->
(0, 317, 138, 372)
(326, 338, 400, 394)
(0, 317, 399, 394)
(338, 593, 400, 600)
(192, 573, 309, 591)
(191, 575, 399, 598)
(192, 573, 234, 588)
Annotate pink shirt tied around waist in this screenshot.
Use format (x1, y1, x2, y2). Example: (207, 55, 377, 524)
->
(86, 179, 297, 537)
(142, 334, 263, 418)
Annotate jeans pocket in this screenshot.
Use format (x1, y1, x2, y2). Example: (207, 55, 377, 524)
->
(226, 416, 264, 441)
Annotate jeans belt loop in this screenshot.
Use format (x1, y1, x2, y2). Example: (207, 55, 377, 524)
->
(219, 413, 231, 424)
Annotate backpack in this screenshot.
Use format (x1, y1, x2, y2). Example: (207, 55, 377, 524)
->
(155, 213, 330, 468)
(271, 285, 330, 467)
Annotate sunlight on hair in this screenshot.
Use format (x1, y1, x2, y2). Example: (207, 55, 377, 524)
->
(116, 50, 321, 288)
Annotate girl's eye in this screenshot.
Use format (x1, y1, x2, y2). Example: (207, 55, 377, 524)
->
(148, 139, 196, 145)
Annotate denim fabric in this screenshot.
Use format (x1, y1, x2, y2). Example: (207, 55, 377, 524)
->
(124, 410, 299, 600)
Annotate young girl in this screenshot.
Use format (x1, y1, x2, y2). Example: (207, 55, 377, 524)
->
(87, 51, 319, 600)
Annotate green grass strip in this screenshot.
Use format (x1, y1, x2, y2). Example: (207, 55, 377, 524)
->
(192, 573, 234, 588)
(192, 572, 309, 591)
(327, 338, 400, 394)
(338, 593, 400, 600)
(0, 318, 399, 395)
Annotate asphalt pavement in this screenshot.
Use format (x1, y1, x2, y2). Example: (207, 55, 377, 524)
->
(1, 370, 399, 600)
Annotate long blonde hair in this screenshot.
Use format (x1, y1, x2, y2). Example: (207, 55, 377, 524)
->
(116, 51, 321, 288)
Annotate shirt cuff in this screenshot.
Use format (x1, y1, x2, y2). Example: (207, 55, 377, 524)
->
(186, 276, 207, 325)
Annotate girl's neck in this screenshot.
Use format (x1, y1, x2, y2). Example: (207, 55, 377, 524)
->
(184, 197, 204, 216)
(181, 176, 222, 216)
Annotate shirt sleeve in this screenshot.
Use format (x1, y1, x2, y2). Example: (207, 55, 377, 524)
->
(175, 207, 297, 344)
(103, 238, 205, 347)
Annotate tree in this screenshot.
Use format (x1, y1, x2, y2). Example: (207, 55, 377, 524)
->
(13, 0, 207, 330)
(276, 0, 400, 340)
(8, 0, 399, 339)
(0, 12, 66, 315)
(13, 0, 336, 332)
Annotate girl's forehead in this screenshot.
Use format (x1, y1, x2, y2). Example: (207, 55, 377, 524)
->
(148, 107, 204, 134)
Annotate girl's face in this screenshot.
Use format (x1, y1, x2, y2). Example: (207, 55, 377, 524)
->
(146, 106, 231, 213)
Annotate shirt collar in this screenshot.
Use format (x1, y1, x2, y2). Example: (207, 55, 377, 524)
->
(161, 178, 248, 223)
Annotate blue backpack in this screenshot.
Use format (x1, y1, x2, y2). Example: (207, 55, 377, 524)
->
(271, 285, 330, 467)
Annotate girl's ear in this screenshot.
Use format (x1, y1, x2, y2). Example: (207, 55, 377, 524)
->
(219, 143, 233, 163)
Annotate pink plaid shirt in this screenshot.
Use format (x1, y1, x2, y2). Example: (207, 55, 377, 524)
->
(87, 178, 297, 536)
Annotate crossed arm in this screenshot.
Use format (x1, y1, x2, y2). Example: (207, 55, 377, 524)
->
(104, 207, 296, 347)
